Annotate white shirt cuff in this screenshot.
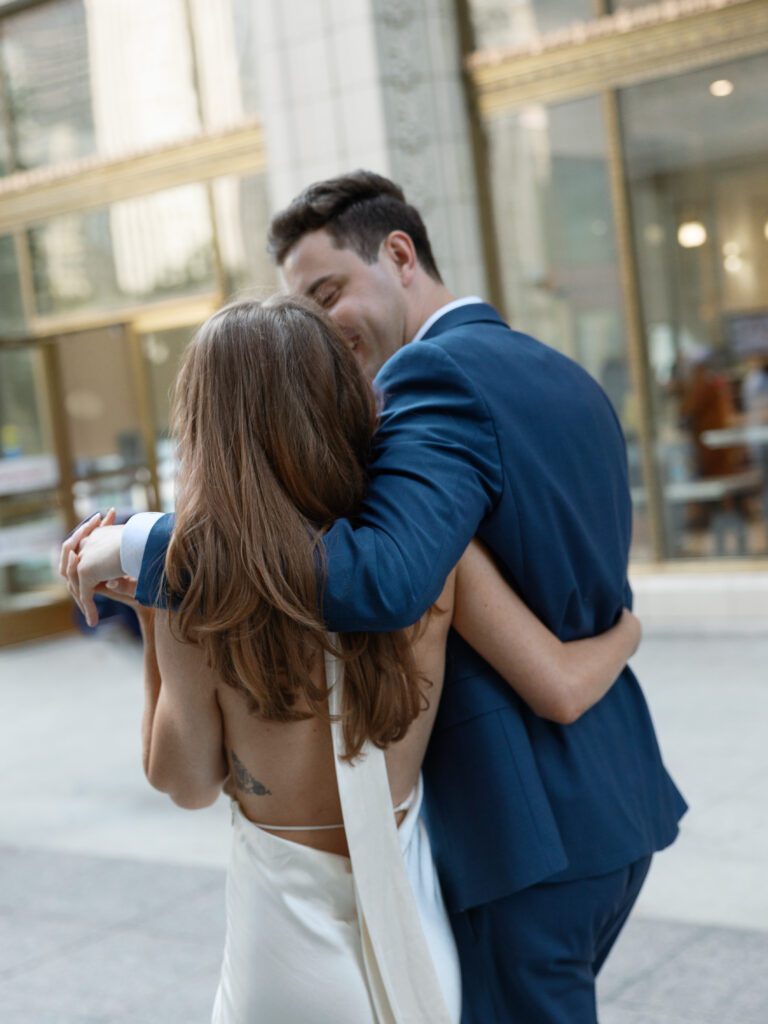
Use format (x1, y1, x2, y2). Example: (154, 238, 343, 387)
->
(120, 512, 165, 578)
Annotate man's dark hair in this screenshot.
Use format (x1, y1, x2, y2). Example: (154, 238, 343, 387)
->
(267, 170, 443, 282)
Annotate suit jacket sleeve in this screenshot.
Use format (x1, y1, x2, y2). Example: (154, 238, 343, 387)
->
(320, 340, 504, 631)
(134, 340, 504, 622)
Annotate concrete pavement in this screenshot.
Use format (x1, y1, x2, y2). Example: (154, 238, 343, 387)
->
(1, 624, 766, 1023)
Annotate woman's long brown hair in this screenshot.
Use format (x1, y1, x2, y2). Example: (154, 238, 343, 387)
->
(164, 296, 425, 759)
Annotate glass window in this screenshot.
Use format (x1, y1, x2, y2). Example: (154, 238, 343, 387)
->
(190, 0, 259, 129)
(141, 325, 191, 511)
(0, 0, 218, 174)
(485, 95, 651, 560)
(0, 346, 51, 462)
(0, 500, 65, 612)
(0, 344, 61, 613)
(28, 184, 216, 317)
(621, 52, 768, 558)
(54, 326, 145, 480)
(0, 234, 25, 335)
(212, 172, 277, 300)
(0, 0, 94, 172)
(467, 0, 595, 51)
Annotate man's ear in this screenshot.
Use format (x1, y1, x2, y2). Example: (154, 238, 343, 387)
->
(382, 231, 418, 285)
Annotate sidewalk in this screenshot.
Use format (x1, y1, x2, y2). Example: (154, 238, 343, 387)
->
(1, 626, 767, 1023)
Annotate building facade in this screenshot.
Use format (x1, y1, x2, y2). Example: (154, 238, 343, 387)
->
(1, 0, 767, 643)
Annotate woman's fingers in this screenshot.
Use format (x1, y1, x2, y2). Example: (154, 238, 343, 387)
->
(59, 512, 101, 577)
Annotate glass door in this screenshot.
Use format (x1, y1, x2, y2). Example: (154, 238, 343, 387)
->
(0, 322, 158, 645)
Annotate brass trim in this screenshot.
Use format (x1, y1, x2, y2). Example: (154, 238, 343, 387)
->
(470, 0, 768, 113)
(0, 599, 75, 647)
(0, 121, 266, 235)
(22, 292, 219, 341)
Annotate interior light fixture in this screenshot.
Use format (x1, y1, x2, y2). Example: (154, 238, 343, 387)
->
(724, 254, 743, 273)
(722, 241, 740, 256)
(677, 221, 707, 248)
(709, 79, 734, 98)
(764, 220, 768, 241)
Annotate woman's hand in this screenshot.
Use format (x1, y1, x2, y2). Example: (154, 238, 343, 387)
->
(59, 508, 125, 626)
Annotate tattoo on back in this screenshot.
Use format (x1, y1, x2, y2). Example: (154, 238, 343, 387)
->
(229, 749, 272, 796)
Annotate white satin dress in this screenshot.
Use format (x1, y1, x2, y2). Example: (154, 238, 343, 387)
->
(210, 779, 460, 1023)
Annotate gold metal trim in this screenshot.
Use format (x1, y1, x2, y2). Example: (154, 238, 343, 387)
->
(19, 292, 220, 341)
(0, 121, 266, 235)
(0, 599, 74, 647)
(470, 0, 768, 113)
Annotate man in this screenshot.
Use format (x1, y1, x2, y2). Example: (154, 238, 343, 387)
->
(67, 171, 686, 1022)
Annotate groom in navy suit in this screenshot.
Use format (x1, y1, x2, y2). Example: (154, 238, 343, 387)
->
(72, 171, 686, 1022)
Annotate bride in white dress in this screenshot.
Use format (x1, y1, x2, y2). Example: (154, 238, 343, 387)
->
(65, 297, 640, 1023)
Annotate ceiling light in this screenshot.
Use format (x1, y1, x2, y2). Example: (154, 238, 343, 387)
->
(724, 254, 743, 274)
(677, 221, 707, 248)
(722, 241, 740, 256)
(709, 79, 734, 98)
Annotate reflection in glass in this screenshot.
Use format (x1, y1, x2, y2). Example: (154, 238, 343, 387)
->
(141, 325, 192, 511)
(485, 95, 650, 559)
(0, 235, 25, 334)
(0, 347, 50, 462)
(0, 0, 259, 178)
(190, 0, 258, 129)
(468, 0, 594, 51)
(0, 501, 65, 612)
(213, 172, 277, 299)
(0, 0, 94, 171)
(56, 326, 145, 479)
(29, 184, 215, 317)
(622, 53, 768, 558)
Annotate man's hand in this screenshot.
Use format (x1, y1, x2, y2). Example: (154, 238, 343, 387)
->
(60, 509, 125, 627)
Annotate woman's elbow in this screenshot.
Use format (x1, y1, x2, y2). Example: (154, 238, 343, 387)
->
(145, 766, 221, 809)
(532, 682, 585, 726)
(168, 786, 220, 810)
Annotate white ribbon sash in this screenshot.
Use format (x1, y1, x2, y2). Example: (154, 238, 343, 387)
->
(325, 642, 453, 1023)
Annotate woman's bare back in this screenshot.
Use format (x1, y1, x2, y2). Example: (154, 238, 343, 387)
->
(217, 573, 455, 855)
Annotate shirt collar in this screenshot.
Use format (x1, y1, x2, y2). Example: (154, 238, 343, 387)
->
(410, 296, 485, 344)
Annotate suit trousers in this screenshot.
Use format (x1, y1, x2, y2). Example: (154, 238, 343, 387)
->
(453, 855, 652, 1024)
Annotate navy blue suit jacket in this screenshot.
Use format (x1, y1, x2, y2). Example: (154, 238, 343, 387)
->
(136, 302, 686, 913)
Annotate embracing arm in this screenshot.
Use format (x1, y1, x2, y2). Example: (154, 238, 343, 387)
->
(117, 342, 501, 623)
(320, 341, 503, 630)
(453, 541, 641, 724)
(142, 610, 228, 808)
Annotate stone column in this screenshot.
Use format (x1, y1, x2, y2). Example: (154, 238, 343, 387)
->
(254, 0, 488, 296)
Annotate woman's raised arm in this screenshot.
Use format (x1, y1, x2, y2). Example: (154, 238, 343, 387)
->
(452, 541, 640, 724)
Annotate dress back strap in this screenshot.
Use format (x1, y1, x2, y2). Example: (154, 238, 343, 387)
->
(325, 640, 453, 1024)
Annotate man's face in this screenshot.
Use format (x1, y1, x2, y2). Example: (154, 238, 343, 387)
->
(282, 229, 408, 379)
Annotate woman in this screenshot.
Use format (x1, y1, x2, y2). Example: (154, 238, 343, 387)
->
(65, 297, 640, 1023)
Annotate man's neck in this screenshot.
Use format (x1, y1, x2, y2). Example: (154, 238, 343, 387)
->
(405, 283, 455, 344)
